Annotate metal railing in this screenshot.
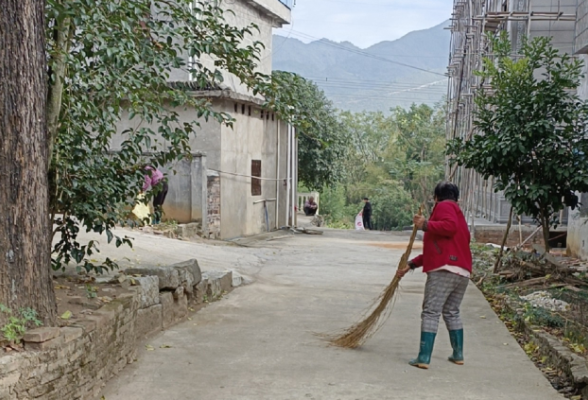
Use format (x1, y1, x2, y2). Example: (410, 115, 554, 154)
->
(278, 0, 294, 8)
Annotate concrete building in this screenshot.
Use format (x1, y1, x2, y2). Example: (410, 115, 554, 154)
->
(568, 3, 588, 259)
(113, 0, 295, 239)
(446, 0, 575, 236)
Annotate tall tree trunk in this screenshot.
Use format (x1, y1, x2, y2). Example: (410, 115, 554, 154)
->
(0, 0, 57, 325)
(493, 205, 513, 273)
(541, 212, 551, 253)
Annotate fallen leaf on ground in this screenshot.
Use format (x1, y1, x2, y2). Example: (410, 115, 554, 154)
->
(60, 311, 72, 320)
(145, 345, 155, 351)
(99, 296, 113, 303)
(55, 285, 70, 290)
(160, 345, 172, 349)
(480, 316, 486, 319)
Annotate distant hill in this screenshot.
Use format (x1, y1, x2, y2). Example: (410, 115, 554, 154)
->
(272, 21, 450, 113)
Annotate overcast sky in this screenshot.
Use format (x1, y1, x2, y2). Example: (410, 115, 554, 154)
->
(275, 0, 453, 49)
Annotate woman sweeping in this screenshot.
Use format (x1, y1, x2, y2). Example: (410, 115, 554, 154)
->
(396, 181, 472, 369)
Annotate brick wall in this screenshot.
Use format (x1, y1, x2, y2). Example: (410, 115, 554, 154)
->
(474, 226, 545, 248)
(207, 175, 221, 239)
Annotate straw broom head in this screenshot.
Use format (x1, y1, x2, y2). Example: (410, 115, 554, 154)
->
(327, 207, 423, 349)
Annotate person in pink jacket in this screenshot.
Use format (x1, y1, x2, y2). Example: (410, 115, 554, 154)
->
(143, 166, 168, 224)
(397, 181, 472, 369)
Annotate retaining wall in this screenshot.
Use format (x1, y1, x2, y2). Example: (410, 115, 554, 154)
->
(0, 260, 233, 400)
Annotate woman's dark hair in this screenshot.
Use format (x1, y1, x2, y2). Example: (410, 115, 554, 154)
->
(434, 181, 459, 202)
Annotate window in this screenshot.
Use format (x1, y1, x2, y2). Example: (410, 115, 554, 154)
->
(251, 160, 262, 196)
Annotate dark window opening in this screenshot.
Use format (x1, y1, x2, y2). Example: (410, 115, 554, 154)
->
(261, 110, 264, 119)
(248, 106, 252, 116)
(241, 104, 245, 114)
(251, 160, 262, 196)
(234, 103, 238, 113)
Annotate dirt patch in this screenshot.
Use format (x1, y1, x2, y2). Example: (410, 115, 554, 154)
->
(53, 276, 133, 325)
(367, 242, 423, 250)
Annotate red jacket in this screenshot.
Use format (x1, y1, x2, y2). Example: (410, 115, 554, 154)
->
(410, 200, 472, 274)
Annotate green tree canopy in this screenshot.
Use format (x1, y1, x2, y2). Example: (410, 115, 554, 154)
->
(447, 33, 588, 250)
(47, 0, 276, 272)
(271, 71, 349, 190)
(387, 103, 446, 213)
(318, 103, 447, 230)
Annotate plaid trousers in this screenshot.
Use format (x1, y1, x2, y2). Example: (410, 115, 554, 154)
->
(421, 270, 469, 333)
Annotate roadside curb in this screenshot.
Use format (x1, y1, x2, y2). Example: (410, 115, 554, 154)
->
(505, 298, 588, 398)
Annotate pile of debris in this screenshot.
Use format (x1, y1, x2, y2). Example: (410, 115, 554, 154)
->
(498, 244, 588, 289)
(519, 291, 570, 312)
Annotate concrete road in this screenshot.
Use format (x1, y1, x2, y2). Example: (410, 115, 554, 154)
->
(101, 228, 563, 400)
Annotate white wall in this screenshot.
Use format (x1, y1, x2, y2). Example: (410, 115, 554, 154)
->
(568, 53, 588, 260)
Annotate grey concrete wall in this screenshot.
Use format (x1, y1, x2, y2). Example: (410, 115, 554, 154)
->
(277, 122, 289, 229)
(474, 188, 568, 225)
(159, 155, 207, 227)
(218, 99, 289, 239)
(112, 108, 222, 170)
(567, 193, 588, 260)
(568, 54, 588, 260)
(198, 0, 283, 95)
(169, 0, 291, 96)
(576, 0, 588, 53)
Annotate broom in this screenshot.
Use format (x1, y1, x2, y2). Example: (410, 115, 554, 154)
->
(327, 207, 423, 349)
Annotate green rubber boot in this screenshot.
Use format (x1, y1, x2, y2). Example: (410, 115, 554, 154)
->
(448, 329, 464, 365)
(409, 332, 436, 369)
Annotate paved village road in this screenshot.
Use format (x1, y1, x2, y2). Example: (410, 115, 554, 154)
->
(101, 228, 563, 400)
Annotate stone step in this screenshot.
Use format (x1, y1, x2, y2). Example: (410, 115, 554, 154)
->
(201, 270, 233, 300)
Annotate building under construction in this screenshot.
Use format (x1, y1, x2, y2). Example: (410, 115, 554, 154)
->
(446, 0, 581, 226)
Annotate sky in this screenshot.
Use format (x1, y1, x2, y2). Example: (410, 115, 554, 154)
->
(275, 0, 453, 49)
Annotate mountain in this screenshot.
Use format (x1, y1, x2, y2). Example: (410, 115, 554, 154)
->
(272, 21, 451, 113)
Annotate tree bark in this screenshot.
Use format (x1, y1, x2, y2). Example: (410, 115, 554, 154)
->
(541, 213, 551, 253)
(0, 0, 57, 325)
(493, 205, 513, 273)
(47, 14, 72, 165)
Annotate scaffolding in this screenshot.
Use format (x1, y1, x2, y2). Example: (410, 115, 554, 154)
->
(446, 0, 577, 229)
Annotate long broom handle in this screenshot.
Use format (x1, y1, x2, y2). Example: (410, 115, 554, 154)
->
(398, 206, 423, 269)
